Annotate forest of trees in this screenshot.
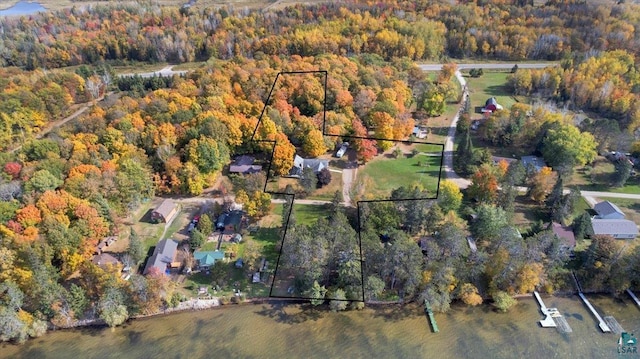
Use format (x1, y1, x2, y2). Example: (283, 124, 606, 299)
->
(2, 0, 640, 343)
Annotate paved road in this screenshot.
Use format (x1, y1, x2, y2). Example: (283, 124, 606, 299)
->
(418, 63, 558, 71)
(118, 65, 188, 78)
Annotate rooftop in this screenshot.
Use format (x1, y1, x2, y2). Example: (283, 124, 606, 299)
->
(591, 219, 638, 236)
(154, 199, 177, 218)
(594, 201, 625, 218)
(194, 251, 225, 266)
(551, 222, 576, 248)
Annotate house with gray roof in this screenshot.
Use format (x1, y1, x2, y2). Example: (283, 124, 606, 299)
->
(594, 201, 625, 220)
(229, 155, 262, 174)
(591, 219, 638, 239)
(288, 155, 329, 178)
(144, 239, 179, 275)
(521, 156, 547, 173)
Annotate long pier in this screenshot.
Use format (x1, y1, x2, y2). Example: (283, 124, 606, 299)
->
(424, 300, 439, 333)
(572, 272, 611, 333)
(627, 289, 640, 308)
(533, 291, 557, 328)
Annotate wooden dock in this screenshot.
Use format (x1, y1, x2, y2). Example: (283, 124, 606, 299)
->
(424, 300, 439, 333)
(627, 289, 640, 308)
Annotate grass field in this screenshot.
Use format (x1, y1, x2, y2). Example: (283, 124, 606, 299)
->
(359, 144, 442, 199)
(465, 71, 520, 112)
(569, 157, 640, 194)
(272, 203, 332, 226)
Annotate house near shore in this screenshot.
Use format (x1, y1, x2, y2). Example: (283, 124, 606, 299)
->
(144, 238, 180, 275)
(194, 250, 225, 270)
(288, 155, 329, 178)
(151, 199, 179, 224)
(229, 155, 262, 174)
(550, 222, 576, 249)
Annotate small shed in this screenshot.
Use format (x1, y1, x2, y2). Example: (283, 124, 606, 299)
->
(231, 233, 242, 243)
(152, 199, 179, 224)
(235, 258, 244, 268)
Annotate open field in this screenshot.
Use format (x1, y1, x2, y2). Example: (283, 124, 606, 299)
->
(359, 143, 442, 199)
(465, 71, 520, 113)
(569, 156, 640, 194)
(265, 171, 342, 201)
(271, 203, 332, 226)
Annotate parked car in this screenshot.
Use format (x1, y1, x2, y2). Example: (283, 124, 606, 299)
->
(336, 142, 349, 158)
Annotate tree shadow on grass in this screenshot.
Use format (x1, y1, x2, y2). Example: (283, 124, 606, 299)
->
(484, 85, 510, 97)
(139, 209, 155, 223)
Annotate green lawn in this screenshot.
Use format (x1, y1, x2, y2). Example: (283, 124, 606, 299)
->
(308, 171, 343, 201)
(465, 72, 519, 112)
(360, 150, 442, 198)
(200, 241, 218, 251)
(569, 157, 640, 194)
(272, 203, 333, 226)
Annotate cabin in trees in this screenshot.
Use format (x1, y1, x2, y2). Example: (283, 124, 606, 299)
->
(144, 239, 179, 275)
(550, 222, 576, 250)
(216, 210, 244, 234)
(288, 155, 329, 178)
(91, 253, 121, 270)
(521, 156, 547, 173)
(229, 155, 262, 174)
(152, 199, 179, 224)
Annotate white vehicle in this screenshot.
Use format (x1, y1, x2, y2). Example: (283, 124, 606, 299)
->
(336, 142, 349, 158)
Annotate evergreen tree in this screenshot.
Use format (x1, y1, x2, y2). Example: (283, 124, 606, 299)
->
(197, 214, 213, 236)
(127, 228, 144, 265)
(613, 158, 632, 187)
(455, 128, 474, 175)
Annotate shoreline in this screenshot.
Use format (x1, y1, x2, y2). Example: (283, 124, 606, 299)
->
(39, 289, 621, 335)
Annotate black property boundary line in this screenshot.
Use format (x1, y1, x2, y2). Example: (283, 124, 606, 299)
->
(247, 70, 445, 302)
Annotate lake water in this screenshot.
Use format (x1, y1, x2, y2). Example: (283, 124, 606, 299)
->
(1, 294, 639, 358)
(0, 1, 46, 16)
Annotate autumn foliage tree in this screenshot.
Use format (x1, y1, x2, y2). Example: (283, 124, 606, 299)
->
(467, 165, 498, 204)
